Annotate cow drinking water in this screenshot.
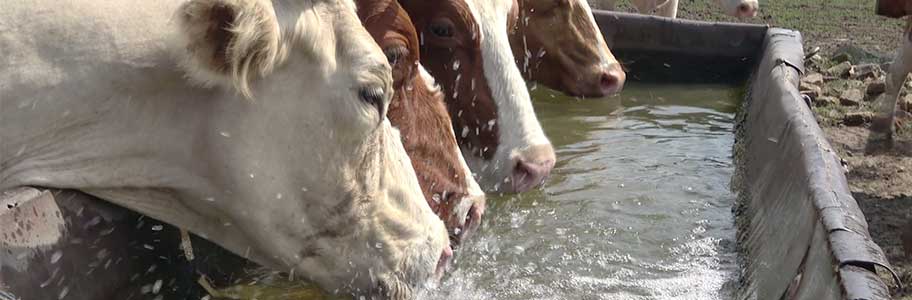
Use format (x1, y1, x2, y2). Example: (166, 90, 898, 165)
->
(400, 0, 557, 193)
(510, 0, 627, 97)
(356, 0, 487, 248)
(0, 0, 450, 298)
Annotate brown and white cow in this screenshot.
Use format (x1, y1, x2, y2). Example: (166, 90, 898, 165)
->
(400, 0, 557, 193)
(0, 0, 450, 298)
(510, 0, 626, 97)
(356, 0, 486, 248)
(592, 0, 758, 19)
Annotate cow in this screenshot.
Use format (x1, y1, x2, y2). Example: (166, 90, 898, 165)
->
(510, 0, 627, 97)
(400, 0, 557, 193)
(591, 0, 758, 19)
(874, 0, 912, 142)
(356, 0, 486, 248)
(0, 0, 451, 298)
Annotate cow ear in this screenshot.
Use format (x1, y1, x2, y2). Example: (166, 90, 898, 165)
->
(176, 0, 285, 98)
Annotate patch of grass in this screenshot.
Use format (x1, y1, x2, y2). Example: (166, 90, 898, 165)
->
(601, 0, 907, 54)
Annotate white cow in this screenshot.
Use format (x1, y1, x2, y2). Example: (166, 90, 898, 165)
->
(594, 0, 759, 19)
(0, 0, 450, 298)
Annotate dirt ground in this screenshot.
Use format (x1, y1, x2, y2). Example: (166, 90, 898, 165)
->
(599, 0, 912, 296)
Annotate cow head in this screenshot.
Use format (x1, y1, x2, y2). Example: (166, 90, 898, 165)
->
(355, 0, 487, 250)
(401, 0, 556, 193)
(174, 0, 451, 297)
(511, 0, 626, 97)
(716, 0, 758, 18)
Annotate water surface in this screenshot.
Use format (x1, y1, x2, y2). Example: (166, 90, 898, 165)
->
(424, 84, 741, 300)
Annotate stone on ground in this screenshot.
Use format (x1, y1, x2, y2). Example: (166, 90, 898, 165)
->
(839, 89, 864, 106)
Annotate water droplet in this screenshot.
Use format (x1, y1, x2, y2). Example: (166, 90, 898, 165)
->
(151, 225, 163, 231)
(618, 183, 625, 188)
(219, 131, 231, 138)
(58, 287, 69, 299)
(276, 193, 283, 199)
(152, 279, 163, 294)
(452, 60, 460, 71)
(143, 244, 155, 250)
(454, 227, 462, 235)
(205, 197, 215, 202)
(301, 187, 309, 192)
(461, 126, 469, 138)
(432, 193, 442, 203)
(50, 250, 63, 264)
(249, 173, 255, 179)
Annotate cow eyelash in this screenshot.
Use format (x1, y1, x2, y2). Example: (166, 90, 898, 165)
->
(428, 19, 455, 38)
(383, 46, 409, 66)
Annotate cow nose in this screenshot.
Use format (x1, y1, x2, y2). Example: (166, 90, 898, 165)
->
(736, 3, 757, 18)
(511, 145, 556, 193)
(451, 197, 485, 246)
(358, 86, 387, 118)
(599, 65, 626, 95)
(435, 245, 454, 279)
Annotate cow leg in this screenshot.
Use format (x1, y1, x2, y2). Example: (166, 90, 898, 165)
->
(655, 0, 679, 18)
(874, 25, 912, 139)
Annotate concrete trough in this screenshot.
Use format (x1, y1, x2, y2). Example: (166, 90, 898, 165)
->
(0, 10, 902, 300)
(593, 11, 900, 300)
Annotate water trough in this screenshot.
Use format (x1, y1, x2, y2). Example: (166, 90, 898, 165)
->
(0, 10, 902, 300)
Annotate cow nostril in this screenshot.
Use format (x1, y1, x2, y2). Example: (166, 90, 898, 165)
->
(358, 86, 386, 117)
(464, 203, 483, 231)
(435, 245, 454, 278)
(600, 72, 618, 90)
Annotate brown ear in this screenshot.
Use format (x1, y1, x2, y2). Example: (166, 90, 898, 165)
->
(176, 0, 285, 98)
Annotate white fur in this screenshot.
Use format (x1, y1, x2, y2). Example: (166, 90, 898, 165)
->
(0, 0, 447, 297)
(879, 19, 912, 136)
(462, 0, 554, 192)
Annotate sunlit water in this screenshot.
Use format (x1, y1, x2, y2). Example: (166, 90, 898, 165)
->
(422, 84, 742, 300)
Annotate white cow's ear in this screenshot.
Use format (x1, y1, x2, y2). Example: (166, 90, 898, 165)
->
(176, 0, 286, 99)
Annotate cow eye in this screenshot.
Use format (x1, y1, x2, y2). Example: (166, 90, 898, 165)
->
(383, 46, 409, 66)
(429, 19, 454, 38)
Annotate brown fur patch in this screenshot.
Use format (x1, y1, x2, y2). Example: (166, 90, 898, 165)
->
(399, 0, 501, 161)
(356, 0, 476, 236)
(511, 0, 621, 97)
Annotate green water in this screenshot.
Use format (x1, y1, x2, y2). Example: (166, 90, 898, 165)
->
(423, 84, 742, 300)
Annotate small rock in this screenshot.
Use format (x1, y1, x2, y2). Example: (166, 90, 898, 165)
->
(800, 82, 821, 99)
(832, 52, 852, 63)
(839, 89, 864, 106)
(815, 96, 839, 107)
(866, 81, 886, 96)
(826, 61, 854, 78)
(809, 54, 828, 68)
(802, 73, 824, 84)
(843, 112, 873, 126)
(852, 64, 883, 80)
(846, 79, 865, 89)
(902, 94, 912, 112)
